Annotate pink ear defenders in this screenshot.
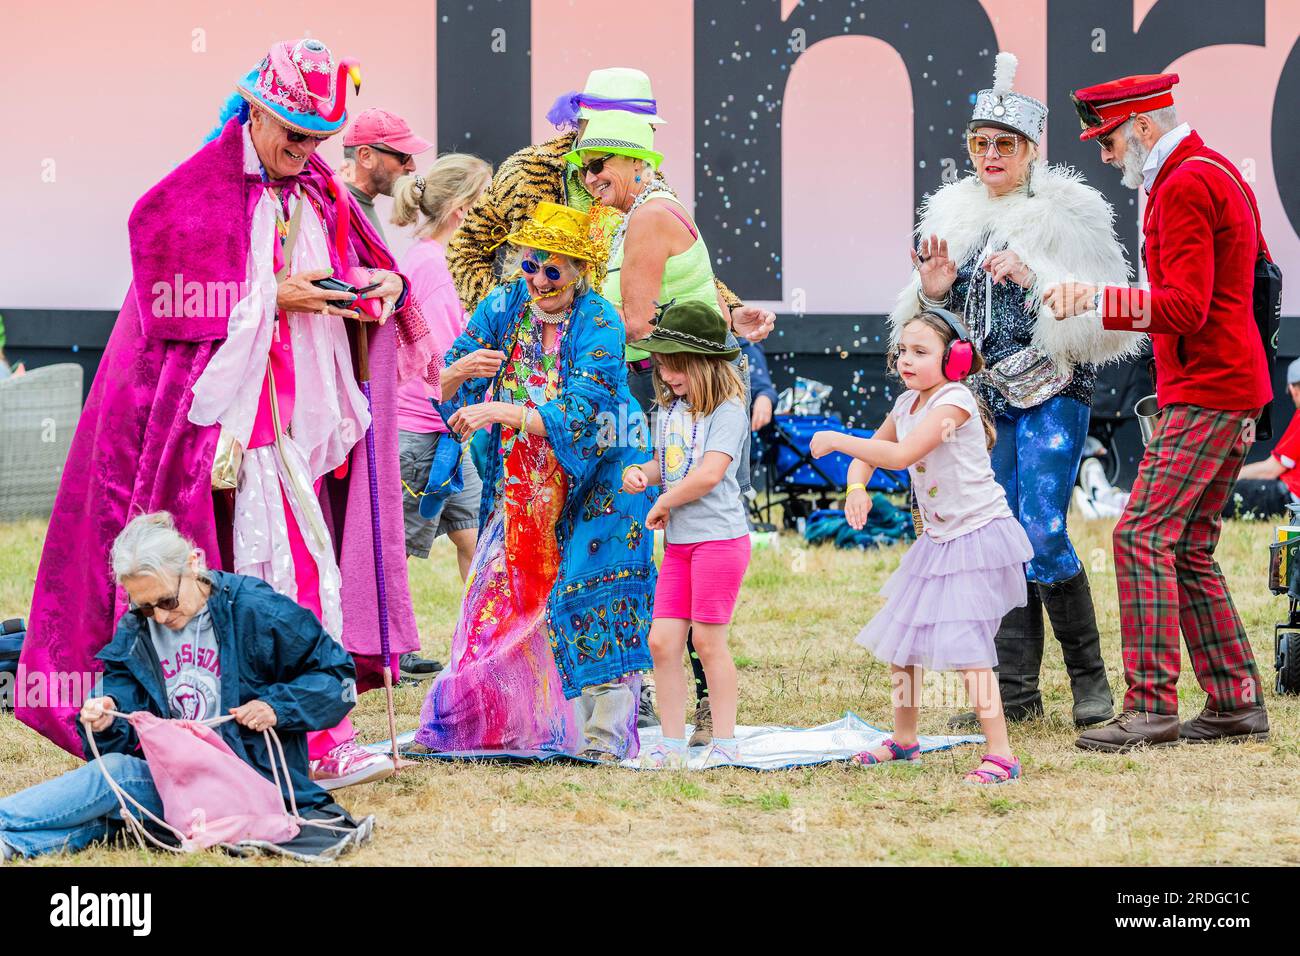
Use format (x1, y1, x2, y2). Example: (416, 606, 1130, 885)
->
(921, 307, 975, 381)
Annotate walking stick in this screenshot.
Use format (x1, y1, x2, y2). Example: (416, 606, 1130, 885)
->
(353, 323, 406, 771)
(328, 167, 408, 772)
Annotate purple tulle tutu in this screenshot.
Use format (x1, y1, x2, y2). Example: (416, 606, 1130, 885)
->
(855, 515, 1033, 670)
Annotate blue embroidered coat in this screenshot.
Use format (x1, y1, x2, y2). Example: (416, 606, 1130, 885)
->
(443, 279, 655, 697)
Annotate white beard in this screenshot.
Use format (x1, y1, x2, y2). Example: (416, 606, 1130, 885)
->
(1118, 132, 1150, 190)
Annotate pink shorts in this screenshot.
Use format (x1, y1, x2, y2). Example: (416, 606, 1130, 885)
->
(654, 534, 752, 624)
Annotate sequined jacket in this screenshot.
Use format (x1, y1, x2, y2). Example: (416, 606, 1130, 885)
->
(441, 278, 655, 696)
(447, 133, 743, 315)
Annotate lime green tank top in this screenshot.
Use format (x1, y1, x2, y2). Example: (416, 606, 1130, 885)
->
(603, 190, 722, 361)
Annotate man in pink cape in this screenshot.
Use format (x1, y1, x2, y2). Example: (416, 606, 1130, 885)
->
(17, 38, 439, 789)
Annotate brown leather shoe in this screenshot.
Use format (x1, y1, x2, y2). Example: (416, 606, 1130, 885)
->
(1178, 706, 1269, 744)
(1075, 711, 1180, 753)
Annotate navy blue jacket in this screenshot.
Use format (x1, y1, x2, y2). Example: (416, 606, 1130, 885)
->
(76, 571, 357, 811)
(741, 341, 778, 409)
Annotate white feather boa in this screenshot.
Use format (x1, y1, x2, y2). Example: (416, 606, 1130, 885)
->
(889, 164, 1146, 368)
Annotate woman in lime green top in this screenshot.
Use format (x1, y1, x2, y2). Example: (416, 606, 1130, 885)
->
(565, 113, 774, 409)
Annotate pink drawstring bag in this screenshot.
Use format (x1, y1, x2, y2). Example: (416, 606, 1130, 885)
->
(128, 712, 301, 849)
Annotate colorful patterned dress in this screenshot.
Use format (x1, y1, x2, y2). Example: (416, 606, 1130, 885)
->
(416, 280, 655, 755)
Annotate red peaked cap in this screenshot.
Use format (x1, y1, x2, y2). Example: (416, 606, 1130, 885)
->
(1071, 73, 1179, 141)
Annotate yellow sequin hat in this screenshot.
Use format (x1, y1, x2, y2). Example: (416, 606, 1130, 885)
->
(503, 201, 606, 264)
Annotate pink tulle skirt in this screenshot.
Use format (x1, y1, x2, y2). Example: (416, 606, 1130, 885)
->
(855, 515, 1033, 671)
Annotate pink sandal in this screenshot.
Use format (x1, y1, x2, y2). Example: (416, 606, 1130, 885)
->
(851, 738, 922, 766)
(964, 753, 1021, 785)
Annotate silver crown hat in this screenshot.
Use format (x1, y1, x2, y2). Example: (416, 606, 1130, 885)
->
(969, 52, 1048, 143)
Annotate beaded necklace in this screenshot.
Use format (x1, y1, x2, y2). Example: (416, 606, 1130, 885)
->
(608, 179, 676, 264)
(658, 399, 699, 488)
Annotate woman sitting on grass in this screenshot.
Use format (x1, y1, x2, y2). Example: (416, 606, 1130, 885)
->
(0, 512, 364, 861)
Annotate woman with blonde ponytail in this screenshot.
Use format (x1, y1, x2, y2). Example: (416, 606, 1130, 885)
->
(393, 154, 494, 597)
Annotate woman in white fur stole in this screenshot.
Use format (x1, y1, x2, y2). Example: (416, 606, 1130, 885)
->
(890, 52, 1145, 731)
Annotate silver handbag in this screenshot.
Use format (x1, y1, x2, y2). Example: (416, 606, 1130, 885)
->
(983, 347, 1072, 409)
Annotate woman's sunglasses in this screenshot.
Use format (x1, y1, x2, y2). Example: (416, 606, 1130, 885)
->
(575, 153, 618, 178)
(521, 257, 563, 282)
(966, 132, 1022, 158)
(129, 582, 182, 620)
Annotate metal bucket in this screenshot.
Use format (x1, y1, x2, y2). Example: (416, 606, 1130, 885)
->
(1134, 394, 1161, 446)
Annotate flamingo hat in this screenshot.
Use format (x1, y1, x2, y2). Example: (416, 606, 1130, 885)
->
(235, 38, 361, 136)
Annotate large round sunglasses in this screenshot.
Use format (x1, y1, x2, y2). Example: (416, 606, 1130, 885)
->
(521, 257, 563, 282)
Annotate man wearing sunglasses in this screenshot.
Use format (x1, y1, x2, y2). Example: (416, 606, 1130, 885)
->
(17, 39, 441, 794)
(343, 107, 433, 242)
(1048, 73, 1273, 753)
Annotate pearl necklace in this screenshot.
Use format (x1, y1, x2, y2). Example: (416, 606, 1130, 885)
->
(529, 300, 570, 326)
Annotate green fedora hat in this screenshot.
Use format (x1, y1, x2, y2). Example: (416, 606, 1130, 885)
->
(637, 301, 739, 360)
(563, 109, 664, 169)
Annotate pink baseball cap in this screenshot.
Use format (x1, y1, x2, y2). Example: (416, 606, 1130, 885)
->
(343, 107, 433, 154)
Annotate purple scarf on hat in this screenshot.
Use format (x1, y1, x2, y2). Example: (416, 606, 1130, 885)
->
(546, 91, 659, 130)
(16, 118, 433, 755)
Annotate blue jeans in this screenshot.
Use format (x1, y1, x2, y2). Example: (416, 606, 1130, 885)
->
(990, 395, 1091, 585)
(0, 752, 163, 858)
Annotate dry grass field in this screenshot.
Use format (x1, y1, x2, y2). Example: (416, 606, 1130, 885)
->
(2, 513, 1297, 866)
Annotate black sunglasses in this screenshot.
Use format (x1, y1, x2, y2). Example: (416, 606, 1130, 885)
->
(521, 257, 563, 282)
(576, 153, 618, 178)
(129, 581, 182, 620)
(369, 144, 414, 165)
(285, 128, 331, 145)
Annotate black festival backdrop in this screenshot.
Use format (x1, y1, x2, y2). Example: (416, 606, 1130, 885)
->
(6, 0, 1298, 483)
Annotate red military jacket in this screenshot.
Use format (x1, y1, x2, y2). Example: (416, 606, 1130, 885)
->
(1101, 130, 1272, 412)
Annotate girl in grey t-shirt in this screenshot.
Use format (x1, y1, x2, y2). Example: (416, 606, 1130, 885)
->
(620, 302, 753, 770)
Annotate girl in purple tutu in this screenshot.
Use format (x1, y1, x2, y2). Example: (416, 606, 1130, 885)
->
(811, 309, 1031, 784)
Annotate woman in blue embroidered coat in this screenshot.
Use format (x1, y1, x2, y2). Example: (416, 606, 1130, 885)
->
(413, 202, 654, 762)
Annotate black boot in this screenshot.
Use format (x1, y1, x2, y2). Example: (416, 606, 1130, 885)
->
(1038, 570, 1114, 728)
(995, 585, 1046, 721)
(948, 586, 1045, 729)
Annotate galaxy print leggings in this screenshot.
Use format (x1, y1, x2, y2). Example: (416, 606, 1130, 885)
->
(989, 395, 1091, 586)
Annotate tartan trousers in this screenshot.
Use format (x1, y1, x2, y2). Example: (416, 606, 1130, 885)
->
(1113, 404, 1263, 714)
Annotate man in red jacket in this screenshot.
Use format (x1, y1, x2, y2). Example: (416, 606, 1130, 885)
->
(1045, 73, 1271, 751)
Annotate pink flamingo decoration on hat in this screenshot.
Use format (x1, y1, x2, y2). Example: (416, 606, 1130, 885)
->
(317, 58, 362, 123)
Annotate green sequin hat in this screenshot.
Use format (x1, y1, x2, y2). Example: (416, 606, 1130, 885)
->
(636, 301, 739, 360)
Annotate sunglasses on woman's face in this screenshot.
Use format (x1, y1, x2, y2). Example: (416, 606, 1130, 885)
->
(129, 580, 182, 620)
(285, 128, 331, 145)
(521, 257, 563, 282)
(576, 153, 618, 178)
(967, 132, 1022, 158)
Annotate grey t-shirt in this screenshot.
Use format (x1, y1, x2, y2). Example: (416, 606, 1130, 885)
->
(148, 605, 223, 721)
(659, 396, 751, 545)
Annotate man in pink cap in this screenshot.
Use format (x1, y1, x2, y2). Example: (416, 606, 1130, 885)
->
(344, 108, 433, 242)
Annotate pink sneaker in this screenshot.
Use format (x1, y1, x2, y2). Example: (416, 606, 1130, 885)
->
(309, 740, 396, 791)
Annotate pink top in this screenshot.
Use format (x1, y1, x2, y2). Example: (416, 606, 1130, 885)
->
(889, 382, 1012, 543)
(396, 239, 465, 433)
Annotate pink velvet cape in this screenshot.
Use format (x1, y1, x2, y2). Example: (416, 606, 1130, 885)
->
(17, 119, 436, 755)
